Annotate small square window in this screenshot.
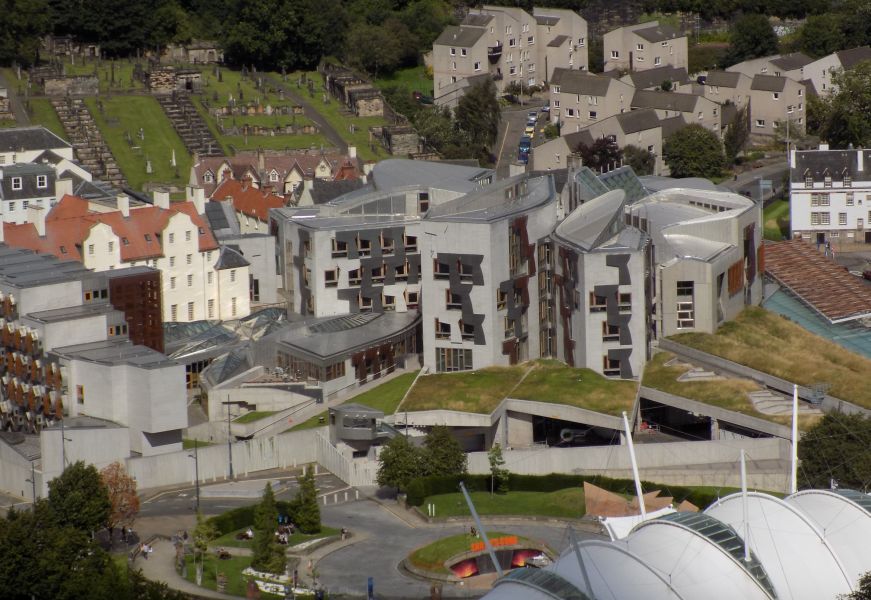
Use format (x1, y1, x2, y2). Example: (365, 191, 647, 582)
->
(36, 175, 48, 189)
(610, 50, 619, 58)
(11, 177, 22, 191)
(186, 230, 192, 241)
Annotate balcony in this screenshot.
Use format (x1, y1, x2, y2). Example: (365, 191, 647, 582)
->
(488, 44, 503, 63)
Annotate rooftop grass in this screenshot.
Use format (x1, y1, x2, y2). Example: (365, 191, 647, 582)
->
(84, 95, 191, 191)
(182, 438, 214, 449)
(402, 366, 527, 414)
(763, 198, 790, 241)
(425, 488, 586, 519)
(288, 372, 418, 431)
(409, 531, 528, 574)
(27, 98, 66, 139)
(234, 410, 277, 424)
(512, 360, 637, 416)
(672, 306, 871, 410)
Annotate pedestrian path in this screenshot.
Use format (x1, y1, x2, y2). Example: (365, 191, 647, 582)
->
(135, 538, 235, 599)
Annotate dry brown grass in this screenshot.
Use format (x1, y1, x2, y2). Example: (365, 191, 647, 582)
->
(672, 306, 871, 409)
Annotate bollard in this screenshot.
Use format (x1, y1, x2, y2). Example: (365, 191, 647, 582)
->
(334, 493, 338, 504)
(323, 495, 327, 505)
(344, 491, 348, 502)
(355, 490, 359, 500)
(314, 464, 318, 475)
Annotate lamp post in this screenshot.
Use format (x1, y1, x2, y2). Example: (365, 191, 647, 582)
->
(188, 439, 200, 510)
(60, 419, 72, 471)
(222, 400, 250, 480)
(25, 462, 37, 505)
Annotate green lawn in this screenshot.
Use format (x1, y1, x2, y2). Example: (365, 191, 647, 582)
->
(62, 58, 145, 93)
(763, 199, 790, 240)
(183, 438, 214, 449)
(403, 366, 527, 413)
(290, 372, 418, 431)
(671, 306, 871, 410)
(211, 525, 340, 550)
(425, 488, 586, 519)
(374, 66, 433, 96)
(27, 98, 66, 139)
(183, 554, 283, 598)
(0, 119, 16, 128)
(512, 360, 638, 416)
(234, 411, 277, 424)
(84, 95, 191, 191)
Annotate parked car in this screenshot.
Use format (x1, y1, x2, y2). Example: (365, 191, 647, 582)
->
(528, 111, 538, 120)
(524, 125, 535, 136)
(502, 93, 520, 104)
(540, 104, 550, 113)
(518, 135, 532, 152)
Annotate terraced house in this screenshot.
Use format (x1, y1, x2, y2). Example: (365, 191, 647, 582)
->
(1, 188, 250, 323)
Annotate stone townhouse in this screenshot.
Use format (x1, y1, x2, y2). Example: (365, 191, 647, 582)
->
(747, 75, 806, 139)
(619, 65, 690, 93)
(726, 52, 814, 81)
(631, 90, 722, 137)
(802, 46, 871, 95)
(603, 21, 688, 74)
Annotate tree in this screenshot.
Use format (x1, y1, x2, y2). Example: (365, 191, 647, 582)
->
(0, 0, 51, 67)
(663, 124, 726, 178)
(840, 571, 871, 600)
(488, 443, 509, 494)
(574, 138, 622, 173)
(100, 462, 140, 542)
(48, 461, 111, 534)
(798, 412, 871, 490)
(798, 14, 846, 59)
(422, 426, 467, 477)
(726, 14, 778, 66)
(344, 19, 412, 77)
(292, 466, 321, 534)
(813, 61, 871, 149)
(192, 510, 218, 586)
(251, 483, 285, 574)
(723, 104, 751, 165)
(623, 144, 656, 175)
(455, 77, 501, 150)
(376, 434, 423, 491)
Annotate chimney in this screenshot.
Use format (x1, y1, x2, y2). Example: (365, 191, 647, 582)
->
(55, 178, 73, 201)
(241, 176, 251, 192)
(116, 194, 129, 218)
(153, 189, 170, 210)
(187, 185, 206, 214)
(257, 147, 266, 173)
(789, 148, 796, 169)
(819, 142, 829, 151)
(858, 148, 864, 173)
(347, 145, 357, 159)
(28, 205, 46, 237)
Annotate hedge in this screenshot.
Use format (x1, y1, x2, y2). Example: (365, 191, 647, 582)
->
(405, 473, 723, 511)
(207, 500, 295, 536)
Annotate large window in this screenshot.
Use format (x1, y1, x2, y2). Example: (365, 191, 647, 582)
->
(436, 347, 473, 372)
(676, 280, 695, 329)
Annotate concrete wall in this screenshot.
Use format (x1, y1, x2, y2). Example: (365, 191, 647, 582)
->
(41, 425, 131, 495)
(44, 76, 99, 96)
(0, 440, 41, 502)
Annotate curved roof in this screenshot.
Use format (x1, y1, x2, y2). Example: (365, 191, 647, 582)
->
(554, 189, 626, 251)
(492, 568, 590, 600)
(632, 512, 776, 599)
(786, 489, 871, 585)
(705, 492, 853, 599)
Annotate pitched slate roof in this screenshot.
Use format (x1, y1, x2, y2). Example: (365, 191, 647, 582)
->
(616, 108, 660, 134)
(463, 13, 494, 26)
(0, 163, 55, 200)
(211, 178, 285, 222)
(536, 15, 561, 26)
(631, 89, 699, 112)
(548, 35, 571, 48)
(552, 68, 613, 96)
(660, 114, 688, 138)
(0, 127, 71, 153)
(434, 26, 486, 48)
(769, 52, 813, 72)
(836, 46, 871, 68)
(309, 178, 365, 205)
(635, 23, 683, 43)
(626, 66, 689, 90)
(790, 149, 871, 183)
(751, 74, 787, 92)
(704, 70, 744, 88)
(2, 195, 218, 262)
(214, 246, 250, 270)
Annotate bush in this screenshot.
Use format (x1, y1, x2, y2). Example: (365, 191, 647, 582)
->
(406, 473, 722, 510)
(208, 501, 295, 535)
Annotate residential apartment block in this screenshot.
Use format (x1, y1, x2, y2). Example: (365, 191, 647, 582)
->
(631, 89, 722, 137)
(0, 245, 186, 456)
(549, 68, 634, 132)
(1, 188, 250, 323)
(603, 21, 688, 74)
(432, 5, 588, 104)
(0, 163, 58, 224)
(0, 127, 73, 166)
(726, 52, 814, 81)
(802, 46, 871, 95)
(789, 146, 871, 245)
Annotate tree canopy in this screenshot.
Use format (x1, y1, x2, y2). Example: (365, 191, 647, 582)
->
(291, 466, 321, 534)
(574, 138, 623, 173)
(455, 77, 501, 150)
(100, 461, 140, 538)
(726, 14, 779, 67)
(48, 461, 111, 533)
(810, 60, 871, 149)
(251, 483, 285, 574)
(798, 412, 871, 490)
(0, 0, 51, 66)
(623, 145, 656, 176)
(378, 428, 470, 491)
(723, 104, 751, 165)
(422, 425, 468, 477)
(662, 124, 726, 179)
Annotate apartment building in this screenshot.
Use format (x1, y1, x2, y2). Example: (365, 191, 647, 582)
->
(549, 68, 634, 131)
(0, 163, 58, 224)
(789, 146, 871, 245)
(620, 65, 690, 93)
(726, 52, 814, 81)
(433, 5, 588, 103)
(631, 90, 722, 137)
(1, 188, 250, 323)
(603, 21, 688, 74)
(0, 126, 73, 166)
(747, 75, 805, 138)
(802, 46, 871, 95)
(0, 245, 186, 455)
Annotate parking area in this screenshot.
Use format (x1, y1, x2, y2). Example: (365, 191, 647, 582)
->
(495, 100, 549, 178)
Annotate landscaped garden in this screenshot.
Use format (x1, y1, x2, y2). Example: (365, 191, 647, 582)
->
(210, 525, 340, 550)
(671, 306, 871, 409)
(234, 410, 277, 424)
(408, 531, 529, 575)
(424, 488, 586, 519)
(763, 198, 790, 240)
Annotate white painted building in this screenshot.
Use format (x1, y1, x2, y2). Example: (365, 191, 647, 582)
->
(0, 126, 73, 166)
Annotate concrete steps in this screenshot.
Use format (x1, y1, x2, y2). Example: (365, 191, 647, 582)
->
(747, 390, 822, 416)
(51, 97, 126, 187)
(155, 94, 221, 157)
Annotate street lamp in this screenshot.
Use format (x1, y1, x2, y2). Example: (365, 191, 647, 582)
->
(188, 439, 200, 510)
(222, 400, 251, 480)
(60, 418, 73, 471)
(25, 462, 37, 505)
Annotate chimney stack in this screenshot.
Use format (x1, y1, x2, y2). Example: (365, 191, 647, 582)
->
(28, 205, 46, 237)
(153, 189, 170, 210)
(116, 194, 130, 218)
(187, 185, 206, 214)
(858, 148, 864, 173)
(819, 142, 829, 151)
(348, 145, 357, 159)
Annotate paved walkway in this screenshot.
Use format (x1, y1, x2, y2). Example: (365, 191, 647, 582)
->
(0, 70, 30, 125)
(263, 73, 347, 152)
(135, 539, 235, 600)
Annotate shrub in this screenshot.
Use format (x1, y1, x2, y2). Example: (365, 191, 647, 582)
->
(208, 501, 295, 535)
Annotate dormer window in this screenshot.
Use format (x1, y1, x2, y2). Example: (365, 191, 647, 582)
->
(269, 170, 279, 182)
(11, 177, 22, 191)
(203, 171, 214, 183)
(36, 175, 48, 189)
(824, 173, 832, 188)
(844, 173, 852, 187)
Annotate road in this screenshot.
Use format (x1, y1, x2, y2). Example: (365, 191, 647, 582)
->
(495, 99, 545, 178)
(721, 159, 789, 203)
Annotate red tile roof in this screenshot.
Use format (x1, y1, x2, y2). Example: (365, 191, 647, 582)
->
(764, 239, 871, 323)
(211, 179, 286, 222)
(2, 195, 218, 263)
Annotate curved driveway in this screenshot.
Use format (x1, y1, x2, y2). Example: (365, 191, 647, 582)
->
(316, 499, 602, 599)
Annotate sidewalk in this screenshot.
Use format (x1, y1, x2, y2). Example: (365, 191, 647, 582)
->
(135, 538, 235, 599)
